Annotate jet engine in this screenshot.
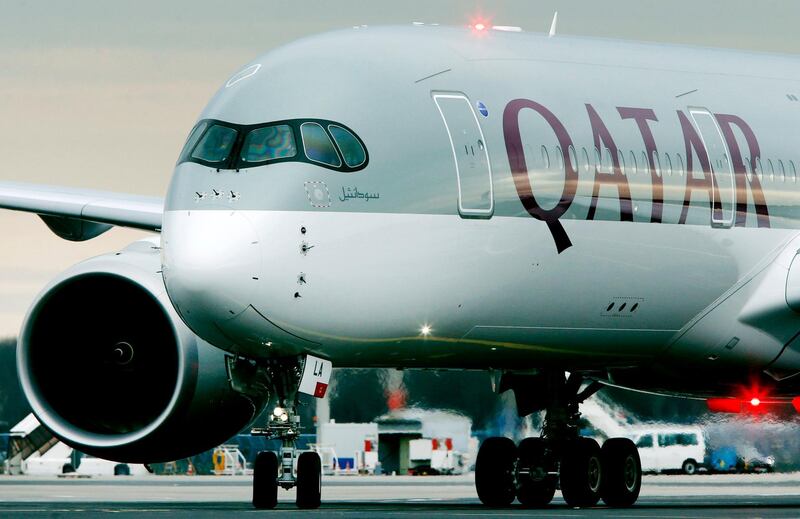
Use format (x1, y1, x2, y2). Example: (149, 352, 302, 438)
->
(16, 237, 267, 463)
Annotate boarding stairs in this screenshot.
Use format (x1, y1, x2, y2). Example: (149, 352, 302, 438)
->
(4, 413, 59, 475)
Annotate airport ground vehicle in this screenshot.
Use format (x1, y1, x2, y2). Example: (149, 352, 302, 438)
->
(630, 427, 706, 474)
(408, 438, 462, 475)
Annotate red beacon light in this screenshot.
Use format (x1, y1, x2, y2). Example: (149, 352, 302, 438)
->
(469, 15, 492, 36)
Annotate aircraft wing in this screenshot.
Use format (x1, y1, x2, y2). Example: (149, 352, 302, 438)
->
(0, 181, 163, 241)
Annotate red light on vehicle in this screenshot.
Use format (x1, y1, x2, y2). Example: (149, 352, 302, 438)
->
(707, 398, 742, 413)
(750, 398, 761, 407)
(445, 438, 453, 451)
(792, 397, 800, 413)
(431, 438, 439, 450)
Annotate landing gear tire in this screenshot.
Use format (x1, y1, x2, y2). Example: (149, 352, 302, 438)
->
(296, 451, 322, 509)
(600, 438, 641, 507)
(516, 437, 556, 508)
(475, 437, 517, 506)
(560, 437, 602, 508)
(253, 451, 279, 509)
(682, 459, 697, 475)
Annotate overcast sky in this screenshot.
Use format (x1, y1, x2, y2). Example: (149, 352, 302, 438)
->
(1, 0, 798, 337)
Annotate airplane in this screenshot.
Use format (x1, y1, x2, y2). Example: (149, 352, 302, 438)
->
(2, 21, 800, 509)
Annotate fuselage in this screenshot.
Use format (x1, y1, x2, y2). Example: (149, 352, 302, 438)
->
(160, 25, 800, 393)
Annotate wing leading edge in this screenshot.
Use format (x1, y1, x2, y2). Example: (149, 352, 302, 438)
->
(0, 181, 163, 241)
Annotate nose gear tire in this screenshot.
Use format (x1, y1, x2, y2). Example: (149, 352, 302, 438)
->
(296, 451, 322, 509)
(253, 451, 279, 509)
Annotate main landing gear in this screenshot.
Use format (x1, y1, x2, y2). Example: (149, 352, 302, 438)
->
(250, 358, 322, 510)
(475, 371, 641, 508)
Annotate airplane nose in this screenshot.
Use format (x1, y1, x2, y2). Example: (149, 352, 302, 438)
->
(161, 210, 262, 335)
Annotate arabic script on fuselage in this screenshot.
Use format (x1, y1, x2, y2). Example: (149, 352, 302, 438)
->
(339, 186, 380, 202)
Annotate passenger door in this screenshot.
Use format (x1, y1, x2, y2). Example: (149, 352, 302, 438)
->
(688, 107, 735, 228)
(432, 92, 494, 218)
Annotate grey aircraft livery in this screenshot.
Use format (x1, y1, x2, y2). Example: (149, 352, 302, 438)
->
(2, 23, 800, 509)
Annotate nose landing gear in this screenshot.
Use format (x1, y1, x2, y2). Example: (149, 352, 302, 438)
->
(248, 357, 327, 510)
(475, 371, 642, 508)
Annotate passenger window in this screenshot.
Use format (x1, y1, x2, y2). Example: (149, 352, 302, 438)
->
(636, 435, 653, 448)
(629, 151, 637, 174)
(328, 125, 366, 168)
(602, 147, 613, 173)
(768, 159, 775, 182)
(676, 153, 685, 176)
(555, 146, 564, 172)
(779, 160, 786, 182)
(568, 145, 578, 172)
(641, 151, 649, 175)
(541, 146, 551, 170)
(191, 125, 238, 164)
(618, 150, 626, 175)
(582, 147, 590, 173)
(179, 121, 209, 163)
(301, 123, 342, 167)
(756, 158, 763, 180)
(653, 151, 662, 177)
(791, 160, 798, 183)
(744, 157, 753, 182)
(664, 153, 673, 177)
(241, 125, 297, 163)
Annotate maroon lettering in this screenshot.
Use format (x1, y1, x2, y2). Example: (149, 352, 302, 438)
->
(677, 111, 716, 224)
(618, 107, 663, 223)
(503, 99, 578, 253)
(585, 104, 633, 221)
(715, 114, 770, 228)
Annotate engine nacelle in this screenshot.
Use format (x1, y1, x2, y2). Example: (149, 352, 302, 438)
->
(17, 237, 266, 463)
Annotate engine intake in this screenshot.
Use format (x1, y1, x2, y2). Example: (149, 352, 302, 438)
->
(17, 238, 266, 462)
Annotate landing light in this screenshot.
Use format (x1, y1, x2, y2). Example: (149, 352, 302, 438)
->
(273, 406, 284, 417)
(420, 325, 432, 337)
(750, 397, 761, 407)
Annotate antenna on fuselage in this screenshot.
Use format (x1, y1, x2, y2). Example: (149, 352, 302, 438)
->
(548, 11, 558, 37)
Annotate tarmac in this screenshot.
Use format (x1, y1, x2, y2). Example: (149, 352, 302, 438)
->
(2, 472, 800, 517)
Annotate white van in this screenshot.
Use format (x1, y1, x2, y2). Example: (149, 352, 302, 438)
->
(629, 426, 706, 474)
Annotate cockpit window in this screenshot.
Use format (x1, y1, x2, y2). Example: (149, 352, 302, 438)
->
(301, 123, 342, 167)
(178, 121, 208, 164)
(241, 125, 296, 163)
(178, 118, 367, 172)
(328, 125, 366, 168)
(191, 125, 238, 163)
